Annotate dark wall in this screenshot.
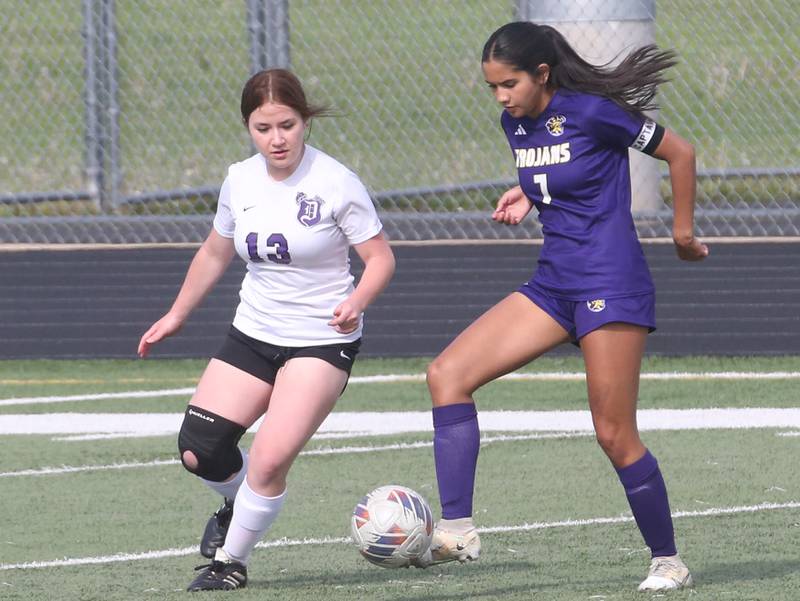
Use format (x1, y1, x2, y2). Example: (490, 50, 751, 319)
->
(0, 241, 797, 359)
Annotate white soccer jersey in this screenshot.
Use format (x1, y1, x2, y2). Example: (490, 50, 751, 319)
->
(213, 145, 383, 346)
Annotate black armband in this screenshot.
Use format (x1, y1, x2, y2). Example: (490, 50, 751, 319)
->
(630, 120, 665, 155)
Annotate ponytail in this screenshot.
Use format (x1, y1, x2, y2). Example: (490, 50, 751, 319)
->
(483, 22, 677, 116)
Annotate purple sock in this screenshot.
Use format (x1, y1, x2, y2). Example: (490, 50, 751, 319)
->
(616, 449, 677, 557)
(433, 403, 480, 519)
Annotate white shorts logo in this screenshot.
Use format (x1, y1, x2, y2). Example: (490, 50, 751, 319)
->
(586, 299, 606, 313)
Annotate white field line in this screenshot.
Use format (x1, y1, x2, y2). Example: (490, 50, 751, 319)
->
(354, 371, 800, 383)
(3, 408, 800, 438)
(0, 433, 590, 478)
(50, 430, 373, 442)
(2, 370, 800, 406)
(0, 459, 180, 478)
(0, 388, 196, 406)
(1, 500, 797, 571)
(478, 501, 800, 534)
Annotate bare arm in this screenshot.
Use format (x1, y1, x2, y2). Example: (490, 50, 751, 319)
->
(329, 231, 396, 334)
(137, 229, 236, 357)
(652, 128, 709, 261)
(492, 185, 533, 225)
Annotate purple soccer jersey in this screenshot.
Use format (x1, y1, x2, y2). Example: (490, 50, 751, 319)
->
(502, 90, 659, 300)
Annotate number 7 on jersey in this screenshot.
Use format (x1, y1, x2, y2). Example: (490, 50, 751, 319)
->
(533, 173, 551, 205)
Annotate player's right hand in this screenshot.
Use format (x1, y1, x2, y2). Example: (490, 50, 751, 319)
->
(492, 185, 533, 225)
(137, 313, 184, 358)
(674, 236, 709, 262)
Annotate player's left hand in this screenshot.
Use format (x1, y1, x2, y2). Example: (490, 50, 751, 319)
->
(674, 236, 709, 261)
(329, 300, 363, 334)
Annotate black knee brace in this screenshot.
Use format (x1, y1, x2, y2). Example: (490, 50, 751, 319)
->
(178, 405, 247, 482)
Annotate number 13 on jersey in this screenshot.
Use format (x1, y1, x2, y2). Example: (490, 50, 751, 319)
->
(245, 232, 292, 264)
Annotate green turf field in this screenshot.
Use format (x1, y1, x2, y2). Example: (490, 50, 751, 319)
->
(1, 356, 798, 600)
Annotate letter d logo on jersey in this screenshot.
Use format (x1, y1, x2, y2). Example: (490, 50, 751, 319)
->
(296, 192, 324, 227)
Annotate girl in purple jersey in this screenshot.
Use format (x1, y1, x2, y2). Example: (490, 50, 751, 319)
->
(420, 22, 708, 591)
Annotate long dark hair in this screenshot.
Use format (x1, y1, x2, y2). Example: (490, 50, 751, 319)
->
(482, 22, 676, 116)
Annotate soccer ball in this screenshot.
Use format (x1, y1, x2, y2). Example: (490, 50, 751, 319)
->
(350, 484, 433, 568)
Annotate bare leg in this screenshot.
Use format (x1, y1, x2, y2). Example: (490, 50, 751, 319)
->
(582, 323, 647, 468)
(582, 323, 677, 558)
(182, 359, 273, 497)
(190, 358, 274, 425)
(222, 357, 348, 563)
(427, 292, 569, 520)
(428, 292, 569, 407)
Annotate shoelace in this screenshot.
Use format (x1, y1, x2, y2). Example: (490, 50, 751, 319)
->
(215, 500, 234, 524)
(215, 499, 233, 516)
(193, 560, 225, 573)
(649, 558, 681, 578)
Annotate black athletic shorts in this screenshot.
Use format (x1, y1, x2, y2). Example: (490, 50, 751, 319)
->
(213, 325, 361, 385)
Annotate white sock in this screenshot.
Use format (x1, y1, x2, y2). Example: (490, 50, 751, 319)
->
(201, 449, 248, 500)
(222, 478, 286, 564)
(438, 517, 475, 534)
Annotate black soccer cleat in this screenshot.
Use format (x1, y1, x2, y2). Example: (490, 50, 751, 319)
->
(200, 497, 234, 558)
(187, 554, 248, 592)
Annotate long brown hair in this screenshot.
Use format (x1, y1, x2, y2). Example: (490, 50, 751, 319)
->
(482, 22, 677, 116)
(240, 69, 331, 124)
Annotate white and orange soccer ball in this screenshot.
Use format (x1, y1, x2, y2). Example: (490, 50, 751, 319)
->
(350, 485, 434, 568)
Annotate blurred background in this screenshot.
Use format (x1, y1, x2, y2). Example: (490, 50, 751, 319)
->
(1, 0, 798, 243)
(0, 1, 798, 359)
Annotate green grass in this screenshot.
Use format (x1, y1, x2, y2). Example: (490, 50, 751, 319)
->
(1, 1, 797, 215)
(1, 356, 799, 599)
(2, 354, 800, 412)
(658, 1, 800, 171)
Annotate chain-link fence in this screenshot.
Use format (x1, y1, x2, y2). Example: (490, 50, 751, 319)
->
(1, 0, 798, 243)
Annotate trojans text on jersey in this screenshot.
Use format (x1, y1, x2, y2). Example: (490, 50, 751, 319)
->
(514, 142, 571, 168)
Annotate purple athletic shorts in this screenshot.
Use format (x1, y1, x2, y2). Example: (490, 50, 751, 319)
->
(518, 281, 656, 342)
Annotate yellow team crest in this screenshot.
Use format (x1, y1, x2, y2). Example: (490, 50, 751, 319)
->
(545, 115, 566, 136)
(586, 299, 606, 313)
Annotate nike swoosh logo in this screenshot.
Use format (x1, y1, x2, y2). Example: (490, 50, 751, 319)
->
(339, 351, 351, 360)
(243, 205, 256, 212)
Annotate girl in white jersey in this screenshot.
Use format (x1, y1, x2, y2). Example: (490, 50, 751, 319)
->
(137, 69, 395, 592)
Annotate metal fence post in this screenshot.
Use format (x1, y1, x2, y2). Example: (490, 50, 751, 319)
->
(82, 0, 103, 211)
(515, 0, 662, 213)
(101, 0, 121, 212)
(247, 0, 290, 73)
(264, 0, 290, 69)
(82, 0, 121, 213)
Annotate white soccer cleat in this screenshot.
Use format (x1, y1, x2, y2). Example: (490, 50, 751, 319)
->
(638, 554, 693, 591)
(413, 524, 481, 567)
(409, 547, 434, 568)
